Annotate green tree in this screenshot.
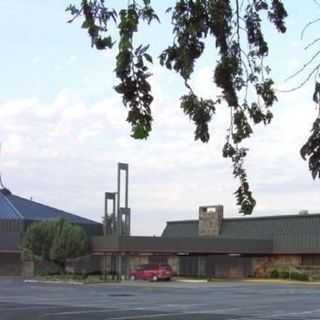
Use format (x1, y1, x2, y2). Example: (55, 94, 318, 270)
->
(22, 221, 56, 260)
(66, 1, 320, 215)
(49, 219, 89, 268)
(22, 219, 89, 268)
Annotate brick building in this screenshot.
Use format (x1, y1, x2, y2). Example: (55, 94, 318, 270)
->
(92, 205, 320, 279)
(1, 162, 320, 279)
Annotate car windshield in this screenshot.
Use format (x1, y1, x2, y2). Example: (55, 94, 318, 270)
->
(160, 264, 172, 270)
(135, 265, 146, 271)
(146, 264, 159, 270)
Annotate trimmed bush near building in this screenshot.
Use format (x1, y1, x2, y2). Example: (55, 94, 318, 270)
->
(22, 219, 89, 274)
(269, 269, 309, 281)
(270, 270, 279, 279)
(279, 271, 290, 279)
(290, 272, 309, 281)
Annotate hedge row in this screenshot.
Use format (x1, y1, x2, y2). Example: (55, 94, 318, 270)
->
(270, 269, 309, 281)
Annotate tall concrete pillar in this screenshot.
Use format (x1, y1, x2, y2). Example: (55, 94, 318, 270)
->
(117, 163, 130, 236)
(116, 163, 130, 279)
(104, 192, 116, 235)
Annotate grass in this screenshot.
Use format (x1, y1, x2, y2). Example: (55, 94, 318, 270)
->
(38, 274, 121, 284)
(177, 276, 315, 284)
(37, 275, 317, 285)
(244, 278, 320, 286)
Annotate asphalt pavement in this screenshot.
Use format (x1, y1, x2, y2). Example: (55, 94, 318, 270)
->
(1, 278, 320, 319)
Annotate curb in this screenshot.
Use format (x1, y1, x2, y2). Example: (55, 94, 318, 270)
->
(175, 279, 208, 283)
(243, 279, 320, 286)
(24, 279, 84, 285)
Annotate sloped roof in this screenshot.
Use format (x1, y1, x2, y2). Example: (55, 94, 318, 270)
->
(221, 214, 320, 239)
(0, 190, 23, 220)
(162, 214, 320, 253)
(162, 220, 198, 238)
(0, 189, 99, 225)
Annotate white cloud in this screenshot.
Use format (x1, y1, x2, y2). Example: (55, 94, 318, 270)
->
(0, 64, 320, 236)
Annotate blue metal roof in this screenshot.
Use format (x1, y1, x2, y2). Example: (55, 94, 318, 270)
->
(0, 189, 99, 225)
(0, 190, 22, 220)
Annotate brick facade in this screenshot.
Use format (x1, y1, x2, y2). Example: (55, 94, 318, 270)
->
(253, 255, 302, 277)
(0, 253, 21, 276)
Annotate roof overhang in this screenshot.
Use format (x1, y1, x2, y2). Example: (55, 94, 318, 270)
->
(91, 235, 273, 255)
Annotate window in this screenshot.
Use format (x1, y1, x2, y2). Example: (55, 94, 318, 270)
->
(302, 255, 320, 266)
(149, 256, 168, 265)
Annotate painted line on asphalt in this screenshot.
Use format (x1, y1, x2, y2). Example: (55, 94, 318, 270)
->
(264, 308, 320, 318)
(104, 312, 197, 320)
(24, 280, 84, 285)
(0, 305, 60, 311)
(0, 299, 121, 310)
(103, 308, 244, 320)
(41, 306, 242, 319)
(40, 308, 137, 317)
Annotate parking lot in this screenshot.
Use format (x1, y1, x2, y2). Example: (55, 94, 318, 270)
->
(1, 279, 320, 320)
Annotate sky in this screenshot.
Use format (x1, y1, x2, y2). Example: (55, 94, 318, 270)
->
(0, 1, 320, 235)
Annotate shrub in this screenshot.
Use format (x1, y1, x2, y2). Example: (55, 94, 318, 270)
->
(49, 219, 89, 268)
(72, 274, 88, 281)
(23, 219, 89, 271)
(22, 221, 56, 260)
(279, 271, 290, 279)
(270, 270, 279, 279)
(291, 272, 309, 281)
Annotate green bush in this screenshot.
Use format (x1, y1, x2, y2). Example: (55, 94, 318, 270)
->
(279, 271, 290, 279)
(72, 274, 87, 281)
(22, 221, 56, 260)
(291, 272, 309, 281)
(23, 219, 89, 272)
(270, 270, 279, 279)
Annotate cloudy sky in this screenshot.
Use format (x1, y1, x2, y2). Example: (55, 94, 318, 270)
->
(0, 1, 319, 235)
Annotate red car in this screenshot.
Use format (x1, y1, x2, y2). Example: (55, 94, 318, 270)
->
(129, 264, 173, 281)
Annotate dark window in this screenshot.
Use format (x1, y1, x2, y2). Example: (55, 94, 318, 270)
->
(179, 256, 199, 276)
(302, 255, 320, 265)
(149, 255, 168, 265)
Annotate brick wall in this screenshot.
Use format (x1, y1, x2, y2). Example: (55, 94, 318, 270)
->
(206, 255, 253, 278)
(0, 253, 21, 276)
(253, 255, 302, 277)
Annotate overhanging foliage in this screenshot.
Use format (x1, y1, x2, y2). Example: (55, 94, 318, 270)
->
(66, 1, 320, 215)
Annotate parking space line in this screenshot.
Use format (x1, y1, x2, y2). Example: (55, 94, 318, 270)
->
(41, 308, 131, 317)
(104, 309, 242, 320)
(0, 305, 59, 311)
(105, 312, 193, 320)
(262, 308, 320, 318)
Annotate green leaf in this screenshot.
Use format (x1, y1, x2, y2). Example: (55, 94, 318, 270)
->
(131, 125, 148, 139)
(95, 36, 114, 49)
(144, 53, 153, 63)
(313, 82, 320, 104)
(81, 20, 91, 29)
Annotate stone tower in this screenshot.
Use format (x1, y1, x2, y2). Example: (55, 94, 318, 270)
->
(198, 205, 224, 237)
